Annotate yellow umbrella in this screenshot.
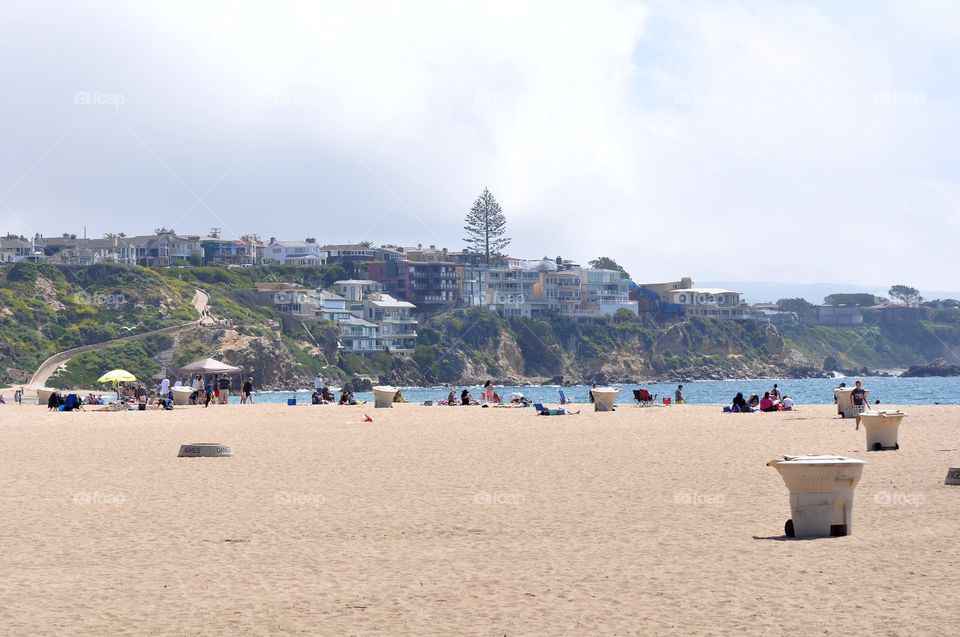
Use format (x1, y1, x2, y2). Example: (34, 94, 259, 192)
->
(97, 369, 137, 385)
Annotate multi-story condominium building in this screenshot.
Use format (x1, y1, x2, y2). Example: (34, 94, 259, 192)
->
(320, 244, 378, 265)
(660, 288, 747, 319)
(581, 268, 636, 316)
(338, 316, 380, 353)
(486, 258, 637, 318)
(263, 239, 325, 266)
(0, 237, 36, 262)
(367, 260, 460, 307)
(333, 279, 383, 305)
(202, 236, 263, 266)
(362, 293, 418, 352)
(457, 264, 488, 308)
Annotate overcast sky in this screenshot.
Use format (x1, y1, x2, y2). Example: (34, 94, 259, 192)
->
(1, 1, 957, 290)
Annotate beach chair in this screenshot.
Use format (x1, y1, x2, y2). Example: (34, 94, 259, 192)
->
(633, 389, 656, 406)
(533, 403, 545, 413)
(62, 394, 82, 412)
(559, 390, 572, 405)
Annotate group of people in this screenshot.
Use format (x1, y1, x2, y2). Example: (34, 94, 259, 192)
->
(441, 381, 506, 406)
(731, 383, 794, 413)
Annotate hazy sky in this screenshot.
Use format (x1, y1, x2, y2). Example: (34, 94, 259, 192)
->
(1, 1, 957, 289)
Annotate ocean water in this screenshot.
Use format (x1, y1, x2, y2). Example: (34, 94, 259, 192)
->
(240, 376, 960, 407)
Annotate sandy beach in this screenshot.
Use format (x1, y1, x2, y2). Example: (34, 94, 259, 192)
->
(2, 402, 959, 635)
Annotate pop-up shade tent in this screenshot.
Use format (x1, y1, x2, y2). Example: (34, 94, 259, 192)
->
(178, 357, 241, 375)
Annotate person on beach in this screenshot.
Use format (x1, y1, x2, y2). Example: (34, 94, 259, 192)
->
(781, 395, 794, 411)
(192, 375, 202, 391)
(589, 383, 596, 403)
(14, 387, 22, 405)
(759, 392, 777, 412)
(314, 374, 324, 393)
(748, 394, 760, 410)
(447, 389, 457, 405)
(218, 375, 231, 404)
(241, 377, 254, 404)
(393, 389, 407, 403)
(482, 380, 494, 403)
(675, 384, 685, 404)
(770, 384, 780, 400)
(732, 392, 750, 412)
(204, 377, 214, 407)
(322, 386, 335, 402)
(851, 379, 867, 429)
(461, 389, 476, 406)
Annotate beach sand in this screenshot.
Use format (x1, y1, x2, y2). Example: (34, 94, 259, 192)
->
(2, 403, 958, 635)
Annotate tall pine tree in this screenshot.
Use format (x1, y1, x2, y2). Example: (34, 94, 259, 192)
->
(463, 188, 510, 264)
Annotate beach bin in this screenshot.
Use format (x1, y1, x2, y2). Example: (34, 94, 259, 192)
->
(834, 388, 868, 418)
(372, 385, 398, 408)
(663, 397, 671, 405)
(859, 410, 907, 451)
(171, 386, 193, 406)
(767, 455, 865, 538)
(36, 388, 56, 405)
(287, 397, 296, 406)
(591, 387, 619, 412)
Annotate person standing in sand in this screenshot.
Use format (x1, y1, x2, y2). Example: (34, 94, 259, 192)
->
(241, 377, 254, 404)
(851, 379, 867, 429)
(675, 384, 685, 404)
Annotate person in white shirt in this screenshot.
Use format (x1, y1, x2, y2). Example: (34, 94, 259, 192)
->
(174, 377, 183, 388)
(781, 395, 794, 411)
(314, 375, 324, 391)
(191, 375, 202, 391)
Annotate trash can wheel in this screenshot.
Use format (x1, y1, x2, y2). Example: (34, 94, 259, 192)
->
(895, 443, 900, 450)
(784, 519, 795, 538)
(872, 442, 883, 451)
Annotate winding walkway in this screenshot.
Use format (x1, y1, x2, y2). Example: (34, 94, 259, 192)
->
(27, 289, 210, 389)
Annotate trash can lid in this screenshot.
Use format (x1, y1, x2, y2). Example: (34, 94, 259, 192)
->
(592, 387, 620, 393)
(372, 385, 397, 392)
(774, 454, 865, 465)
(864, 409, 907, 417)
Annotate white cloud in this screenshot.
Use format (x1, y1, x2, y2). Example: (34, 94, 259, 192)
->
(0, 0, 957, 289)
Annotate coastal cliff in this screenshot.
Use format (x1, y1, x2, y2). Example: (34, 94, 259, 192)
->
(2, 263, 959, 389)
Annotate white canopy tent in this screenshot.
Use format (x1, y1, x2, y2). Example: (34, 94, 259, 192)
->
(178, 357, 241, 375)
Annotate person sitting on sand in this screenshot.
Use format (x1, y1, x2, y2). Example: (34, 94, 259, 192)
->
(321, 386, 335, 402)
(781, 395, 794, 411)
(492, 392, 501, 404)
(732, 392, 750, 413)
(312, 389, 323, 405)
(759, 392, 778, 412)
(393, 389, 407, 403)
(339, 389, 356, 405)
(447, 389, 458, 406)
(748, 394, 760, 410)
(461, 389, 477, 406)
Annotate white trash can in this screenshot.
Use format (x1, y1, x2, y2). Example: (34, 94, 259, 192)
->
(591, 387, 619, 412)
(859, 410, 907, 451)
(767, 455, 865, 538)
(171, 386, 194, 406)
(372, 385, 397, 408)
(834, 388, 868, 418)
(36, 388, 57, 405)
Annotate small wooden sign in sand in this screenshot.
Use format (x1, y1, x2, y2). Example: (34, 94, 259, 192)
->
(178, 443, 233, 458)
(945, 467, 960, 485)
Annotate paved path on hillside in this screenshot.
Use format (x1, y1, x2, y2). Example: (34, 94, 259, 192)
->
(27, 289, 210, 390)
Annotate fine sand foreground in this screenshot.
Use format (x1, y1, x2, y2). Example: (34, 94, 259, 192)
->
(2, 403, 959, 635)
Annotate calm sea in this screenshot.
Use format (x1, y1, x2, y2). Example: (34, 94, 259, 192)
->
(242, 376, 960, 406)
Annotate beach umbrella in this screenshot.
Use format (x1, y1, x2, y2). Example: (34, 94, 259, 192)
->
(178, 357, 240, 374)
(98, 369, 137, 385)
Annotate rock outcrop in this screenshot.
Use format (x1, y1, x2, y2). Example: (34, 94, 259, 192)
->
(901, 358, 960, 377)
